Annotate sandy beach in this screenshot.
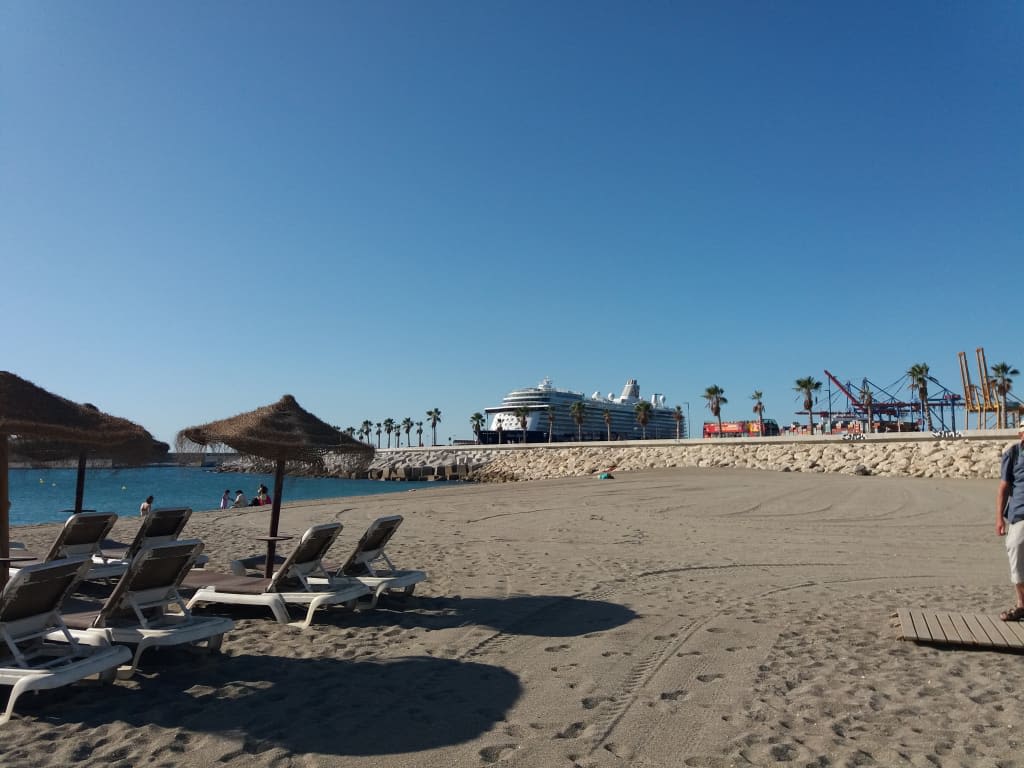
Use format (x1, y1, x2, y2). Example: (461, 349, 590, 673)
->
(1, 467, 1016, 767)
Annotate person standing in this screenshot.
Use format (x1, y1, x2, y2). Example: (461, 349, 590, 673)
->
(233, 489, 247, 508)
(996, 423, 1024, 620)
(140, 495, 154, 516)
(219, 489, 231, 509)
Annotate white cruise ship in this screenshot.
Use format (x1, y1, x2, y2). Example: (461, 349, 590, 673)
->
(479, 378, 684, 443)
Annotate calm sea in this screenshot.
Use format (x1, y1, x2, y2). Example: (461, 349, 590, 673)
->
(8, 467, 429, 527)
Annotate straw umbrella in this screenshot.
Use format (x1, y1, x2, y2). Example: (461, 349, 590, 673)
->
(11, 418, 169, 512)
(177, 395, 374, 577)
(0, 371, 159, 586)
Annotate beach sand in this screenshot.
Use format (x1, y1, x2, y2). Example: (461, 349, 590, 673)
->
(1, 467, 1017, 767)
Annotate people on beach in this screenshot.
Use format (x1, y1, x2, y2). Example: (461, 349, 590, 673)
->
(140, 495, 154, 516)
(233, 489, 247, 508)
(257, 486, 272, 505)
(220, 489, 231, 509)
(996, 423, 1024, 621)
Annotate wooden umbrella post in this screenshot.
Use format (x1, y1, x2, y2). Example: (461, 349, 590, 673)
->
(264, 459, 286, 578)
(74, 451, 87, 513)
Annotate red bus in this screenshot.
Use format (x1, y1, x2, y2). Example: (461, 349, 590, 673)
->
(703, 419, 780, 438)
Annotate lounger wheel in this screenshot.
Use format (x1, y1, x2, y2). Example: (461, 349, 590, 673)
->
(204, 633, 225, 653)
(400, 584, 416, 597)
(98, 666, 119, 684)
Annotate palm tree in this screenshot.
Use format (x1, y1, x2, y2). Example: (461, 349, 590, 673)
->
(673, 405, 683, 440)
(375, 422, 382, 448)
(857, 382, 873, 434)
(794, 377, 822, 434)
(513, 406, 530, 444)
(991, 362, 1020, 428)
(415, 421, 423, 447)
(907, 363, 932, 431)
(604, 409, 612, 441)
(344, 426, 356, 438)
(546, 406, 556, 443)
(383, 418, 395, 449)
(634, 401, 652, 439)
(402, 417, 414, 447)
(469, 412, 485, 443)
(426, 408, 442, 446)
(569, 400, 586, 441)
(703, 385, 727, 437)
(750, 391, 765, 437)
(360, 420, 373, 444)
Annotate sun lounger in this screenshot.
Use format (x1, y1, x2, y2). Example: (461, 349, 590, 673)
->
(96, 507, 208, 568)
(183, 523, 371, 628)
(330, 515, 426, 602)
(0, 558, 132, 726)
(61, 540, 233, 678)
(10, 511, 126, 581)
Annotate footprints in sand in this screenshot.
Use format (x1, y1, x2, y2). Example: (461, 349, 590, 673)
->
(478, 743, 517, 763)
(544, 643, 571, 652)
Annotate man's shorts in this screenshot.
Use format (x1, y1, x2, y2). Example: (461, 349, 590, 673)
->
(1006, 518, 1024, 583)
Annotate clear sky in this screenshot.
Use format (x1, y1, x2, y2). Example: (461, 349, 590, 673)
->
(2, 2, 1021, 444)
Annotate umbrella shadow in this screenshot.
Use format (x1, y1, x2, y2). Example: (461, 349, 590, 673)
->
(339, 593, 638, 637)
(32, 652, 520, 757)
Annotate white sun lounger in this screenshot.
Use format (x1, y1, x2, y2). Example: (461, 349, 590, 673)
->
(61, 539, 233, 678)
(10, 511, 126, 581)
(183, 523, 370, 629)
(329, 515, 426, 603)
(96, 507, 208, 569)
(0, 558, 131, 726)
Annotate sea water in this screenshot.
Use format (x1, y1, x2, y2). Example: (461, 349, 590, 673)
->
(8, 467, 429, 527)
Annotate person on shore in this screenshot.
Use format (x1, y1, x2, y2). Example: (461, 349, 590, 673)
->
(233, 489, 247, 508)
(219, 489, 231, 509)
(996, 423, 1024, 621)
(257, 486, 271, 505)
(140, 495, 154, 516)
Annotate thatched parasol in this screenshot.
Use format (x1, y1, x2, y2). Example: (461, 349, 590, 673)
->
(10, 412, 168, 513)
(177, 395, 374, 576)
(0, 371, 160, 586)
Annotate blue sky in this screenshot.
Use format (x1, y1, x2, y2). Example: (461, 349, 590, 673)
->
(2, 2, 1021, 443)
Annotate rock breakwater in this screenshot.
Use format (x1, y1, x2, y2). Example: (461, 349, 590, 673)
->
(221, 435, 1018, 485)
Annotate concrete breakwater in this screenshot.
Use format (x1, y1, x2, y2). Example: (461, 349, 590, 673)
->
(368, 433, 1018, 483)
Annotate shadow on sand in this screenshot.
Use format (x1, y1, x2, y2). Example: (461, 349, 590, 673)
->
(17, 653, 521, 757)
(343, 593, 639, 637)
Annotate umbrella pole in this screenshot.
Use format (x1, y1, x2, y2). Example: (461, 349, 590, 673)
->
(265, 459, 286, 578)
(0, 434, 9, 588)
(74, 451, 87, 513)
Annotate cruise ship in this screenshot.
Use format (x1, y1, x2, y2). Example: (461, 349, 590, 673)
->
(479, 378, 685, 444)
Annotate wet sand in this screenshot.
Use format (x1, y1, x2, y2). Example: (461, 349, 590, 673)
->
(1, 467, 1014, 767)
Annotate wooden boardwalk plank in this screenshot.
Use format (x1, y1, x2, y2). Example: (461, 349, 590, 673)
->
(962, 614, 998, 645)
(1000, 619, 1024, 645)
(935, 613, 963, 644)
(896, 608, 919, 641)
(896, 609, 1024, 650)
(919, 611, 947, 643)
(947, 613, 978, 645)
(976, 615, 1023, 648)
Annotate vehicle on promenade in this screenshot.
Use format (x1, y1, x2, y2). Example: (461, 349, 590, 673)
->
(702, 419, 781, 438)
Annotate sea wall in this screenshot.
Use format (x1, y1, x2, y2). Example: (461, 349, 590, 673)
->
(369, 433, 1018, 483)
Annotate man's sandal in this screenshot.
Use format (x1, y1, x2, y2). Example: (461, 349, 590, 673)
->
(999, 607, 1024, 621)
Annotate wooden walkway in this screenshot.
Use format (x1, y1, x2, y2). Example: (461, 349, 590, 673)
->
(896, 608, 1024, 649)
